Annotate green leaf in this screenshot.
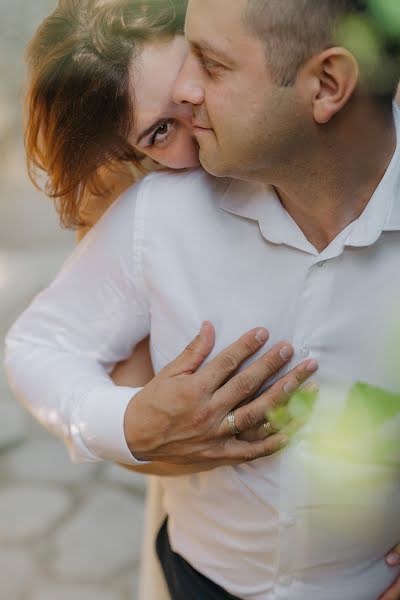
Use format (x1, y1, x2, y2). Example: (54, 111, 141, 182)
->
(342, 382, 400, 431)
(367, 0, 400, 39)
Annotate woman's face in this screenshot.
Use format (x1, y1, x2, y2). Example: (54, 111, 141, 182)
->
(131, 35, 200, 169)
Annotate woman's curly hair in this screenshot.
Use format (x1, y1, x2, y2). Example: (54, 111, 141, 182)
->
(25, 0, 187, 228)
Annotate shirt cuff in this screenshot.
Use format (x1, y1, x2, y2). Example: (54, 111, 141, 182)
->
(73, 385, 150, 465)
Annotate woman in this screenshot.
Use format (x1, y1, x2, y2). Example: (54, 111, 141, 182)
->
(25, 5, 198, 595)
(25, 0, 200, 395)
(17, 2, 316, 599)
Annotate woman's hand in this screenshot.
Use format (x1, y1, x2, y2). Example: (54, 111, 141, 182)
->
(379, 545, 400, 599)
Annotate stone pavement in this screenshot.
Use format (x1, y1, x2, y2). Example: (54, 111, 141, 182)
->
(0, 3, 147, 597)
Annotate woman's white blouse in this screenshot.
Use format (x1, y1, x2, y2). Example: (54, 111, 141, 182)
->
(5, 104, 400, 599)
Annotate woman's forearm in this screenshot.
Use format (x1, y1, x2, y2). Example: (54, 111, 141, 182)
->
(5, 182, 150, 465)
(111, 337, 154, 387)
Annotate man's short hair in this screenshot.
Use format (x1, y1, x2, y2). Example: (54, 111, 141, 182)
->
(244, 0, 399, 100)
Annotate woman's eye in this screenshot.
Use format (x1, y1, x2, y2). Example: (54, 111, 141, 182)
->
(149, 121, 173, 146)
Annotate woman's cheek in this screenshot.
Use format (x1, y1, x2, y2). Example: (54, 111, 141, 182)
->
(140, 134, 200, 169)
(166, 137, 200, 169)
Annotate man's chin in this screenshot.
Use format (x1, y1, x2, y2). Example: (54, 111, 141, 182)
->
(198, 148, 230, 178)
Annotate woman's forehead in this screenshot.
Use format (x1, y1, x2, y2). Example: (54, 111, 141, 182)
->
(133, 35, 188, 124)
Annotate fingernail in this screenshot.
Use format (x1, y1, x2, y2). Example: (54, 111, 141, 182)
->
(386, 552, 400, 566)
(200, 321, 209, 343)
(306, 360, 319, 373)
(283, 380, 297, 395)
(279, 435, 290, 449)
(280, 345, 293, 360)
(255, 328, 269, 344)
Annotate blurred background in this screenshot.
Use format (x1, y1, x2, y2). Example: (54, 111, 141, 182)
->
(0, 2, 146, 599)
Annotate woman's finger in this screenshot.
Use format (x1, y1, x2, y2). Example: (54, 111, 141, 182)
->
(386, 545, 400, 566)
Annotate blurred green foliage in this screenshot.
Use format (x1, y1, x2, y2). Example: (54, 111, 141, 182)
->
(336, 0, 400, 95)
(268, 380, 400, 467)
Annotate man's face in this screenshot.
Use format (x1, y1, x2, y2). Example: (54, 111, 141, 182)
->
(173, 0, 310, 181)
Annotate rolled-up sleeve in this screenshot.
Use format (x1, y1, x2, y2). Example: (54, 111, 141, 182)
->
(4, 180, 150, 465)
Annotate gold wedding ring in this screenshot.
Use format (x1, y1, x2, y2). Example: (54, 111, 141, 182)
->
(227, 411, 240, 436)
(263, 420, 276, 437)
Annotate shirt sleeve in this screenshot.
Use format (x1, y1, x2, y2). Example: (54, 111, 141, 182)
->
(4, 180, 151, 465)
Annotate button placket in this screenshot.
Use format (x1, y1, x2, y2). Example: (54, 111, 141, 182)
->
(277, 259, 337, 592)
(277, 444, 297, 590)
(278, 574, 293, 586)
(292, 257, 335, 360)
(300, 345, 310, 357)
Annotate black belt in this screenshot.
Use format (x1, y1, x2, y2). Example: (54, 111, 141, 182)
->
(156, 518, 241, 600)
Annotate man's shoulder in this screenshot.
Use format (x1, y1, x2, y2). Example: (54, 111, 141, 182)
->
(131, 168, 233, 210)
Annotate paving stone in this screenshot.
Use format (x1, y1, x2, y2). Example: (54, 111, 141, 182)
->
(0, 548, 36, 600)
(0, 249, 72, 312)
(0, 485, 72, 543)
(0, 401, 27, 451)
(30, 583, 123, 600)
(51, 488, 144, 580)
(101, 463, 147, 495)
(0, 93, 13, 137)
(112, 567, 139, 600)
(3, 439, 96, 485)
(0, 374, 16, 403)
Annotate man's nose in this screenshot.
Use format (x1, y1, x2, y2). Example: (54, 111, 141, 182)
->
(173, 54, 204, 106)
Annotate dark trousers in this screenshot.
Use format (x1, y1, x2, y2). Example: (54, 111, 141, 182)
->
(156, 519, 241, 600)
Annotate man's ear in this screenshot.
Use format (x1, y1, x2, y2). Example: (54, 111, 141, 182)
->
(299, 47, 359, 124)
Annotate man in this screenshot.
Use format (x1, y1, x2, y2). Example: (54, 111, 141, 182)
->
(147, 0, 400, 597)
(5, 0, 400, 599)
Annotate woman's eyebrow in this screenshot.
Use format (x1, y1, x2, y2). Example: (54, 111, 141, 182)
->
(136, 117, 167, 145)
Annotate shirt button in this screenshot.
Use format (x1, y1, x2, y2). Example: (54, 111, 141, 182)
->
(317, 260, 326, 267)
(282, 515, 296, 527)
(300, 346, 310, 357)
(279, 575, 293, 586)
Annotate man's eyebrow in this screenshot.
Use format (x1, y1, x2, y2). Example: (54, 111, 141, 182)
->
(136, 117, 166, 145)
(190, 40, 233, 64)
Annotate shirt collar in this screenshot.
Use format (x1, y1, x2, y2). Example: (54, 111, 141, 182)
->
(219, 102, 400, 255)
(219, 178, 318, 254)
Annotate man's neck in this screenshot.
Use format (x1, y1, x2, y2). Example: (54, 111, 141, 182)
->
(271, 102, 397, 253)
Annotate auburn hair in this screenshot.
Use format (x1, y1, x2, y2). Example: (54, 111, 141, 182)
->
(25, 0, 187, 229)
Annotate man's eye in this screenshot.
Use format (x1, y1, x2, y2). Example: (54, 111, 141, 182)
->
(200, 56, 220, 72)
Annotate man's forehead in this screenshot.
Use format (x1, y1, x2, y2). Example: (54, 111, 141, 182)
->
(186, 0, 248, 38)
(185, 0, 252, 56)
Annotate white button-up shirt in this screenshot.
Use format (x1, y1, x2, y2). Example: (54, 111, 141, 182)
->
(5, 105, 400, 599)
